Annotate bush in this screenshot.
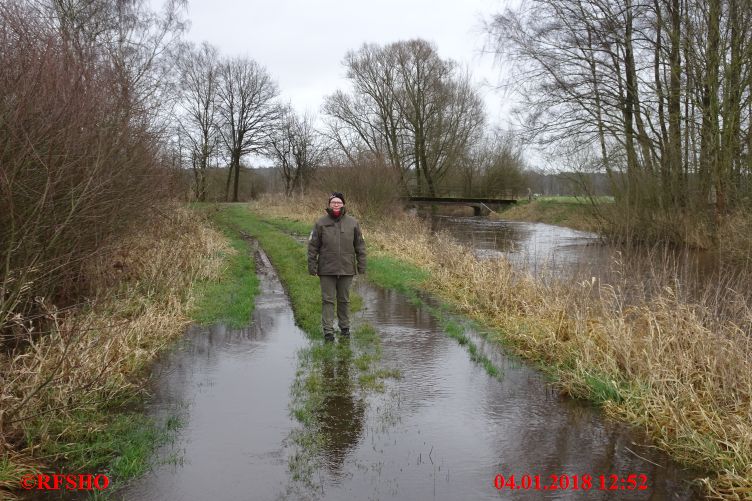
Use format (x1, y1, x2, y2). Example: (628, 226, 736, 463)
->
(0, 2, 179, 343)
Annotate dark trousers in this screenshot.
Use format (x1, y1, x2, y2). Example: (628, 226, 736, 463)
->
(319, 275, 353, 335)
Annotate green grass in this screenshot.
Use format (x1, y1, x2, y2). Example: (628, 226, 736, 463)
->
(207, 205, 401, 489)
(205, 205, 502, 485)
(205, 204, 363, 338)
(190, 206, 260, 327)
(248, 209, 500, 380)
(286, 324, 394, 488)
(367, 255, 429, 294)
(247, 206, 502, 378)
(23, 409, 181, 496)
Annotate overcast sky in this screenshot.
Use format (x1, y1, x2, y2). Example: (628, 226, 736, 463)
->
(180, 0, 514, 125)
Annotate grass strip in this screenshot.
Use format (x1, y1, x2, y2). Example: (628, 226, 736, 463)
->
(207, 205, 403, 490)
(203, 204, 363, 338)
(494, 196, 606, 231)
(191, 206, 260, 327)
(24, 411, 182, 490)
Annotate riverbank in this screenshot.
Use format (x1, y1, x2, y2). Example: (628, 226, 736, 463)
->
(491, 196, 606, 233)
(252, 194, 751, 499)
(0, 207, 255, 498)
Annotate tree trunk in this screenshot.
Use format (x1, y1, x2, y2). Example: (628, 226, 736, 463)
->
(232, 151, 241, 202)
(699, 0, 721, 212)
(623, 0, 639, 205)
(667, 0, 682, 206)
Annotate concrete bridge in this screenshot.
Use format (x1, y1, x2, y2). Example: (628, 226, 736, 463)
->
(406, 196, 517, 216)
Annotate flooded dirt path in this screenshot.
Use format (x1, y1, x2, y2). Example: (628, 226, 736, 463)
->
(119, 247, 703, 500)
(119, 250, 308, 500)
(302, 282, 702, 500)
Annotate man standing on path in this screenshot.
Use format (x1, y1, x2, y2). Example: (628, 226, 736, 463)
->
(307, 192, 367, 341)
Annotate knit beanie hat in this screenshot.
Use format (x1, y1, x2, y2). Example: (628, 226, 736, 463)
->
(328, 192, 345, 204)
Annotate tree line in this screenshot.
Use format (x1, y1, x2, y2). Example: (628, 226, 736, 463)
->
(1, 0, 534, 342)
(488, 0, 752, 239)
(177, 38, 530, 202)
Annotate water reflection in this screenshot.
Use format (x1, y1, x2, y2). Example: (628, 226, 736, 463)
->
(117, 250, 309, 501)
(112, 242, 705, 501)
(317, 346, 366, 474)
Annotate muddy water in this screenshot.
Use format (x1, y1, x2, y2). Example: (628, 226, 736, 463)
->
(117, 247, 703, 500)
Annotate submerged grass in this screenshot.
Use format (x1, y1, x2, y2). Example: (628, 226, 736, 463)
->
(286, 323, 396, 489)
(201, 204, 360, 338)
(245, 200, 504, 380)
(210, 204, 400, 489)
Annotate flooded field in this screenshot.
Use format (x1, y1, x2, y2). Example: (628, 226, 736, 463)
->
(116, 247, 704, 500)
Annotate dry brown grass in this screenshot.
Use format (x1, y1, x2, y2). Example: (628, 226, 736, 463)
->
(0, 206, 229, 490)
(717, 211, 752, 269)
(254, 195, 752, 498)
(249, 192, 328, 223)
(381, 219, 752, 498)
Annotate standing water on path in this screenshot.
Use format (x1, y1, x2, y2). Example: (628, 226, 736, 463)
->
(285, 281, 703, 500)
(119, 250, 308, 500)
(118, 245, 702, 500)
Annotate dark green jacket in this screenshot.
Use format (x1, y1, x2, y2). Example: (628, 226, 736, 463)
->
(308, 210, 366, 276)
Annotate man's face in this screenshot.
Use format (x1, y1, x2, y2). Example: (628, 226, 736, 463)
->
(329, 198, 344, 209)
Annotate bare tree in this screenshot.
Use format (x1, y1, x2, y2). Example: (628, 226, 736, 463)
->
(267, 105, 325, 196)
(457, 129, 528, 197)
(324, 39, 485, 196)
(487, 0, 752, 240)
(177, 42, 220, 201)
(217, 56, 279, 202)
(323, 44, 411, 188)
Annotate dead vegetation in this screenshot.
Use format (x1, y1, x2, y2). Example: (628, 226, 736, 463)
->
(0, 208, 229, 494)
